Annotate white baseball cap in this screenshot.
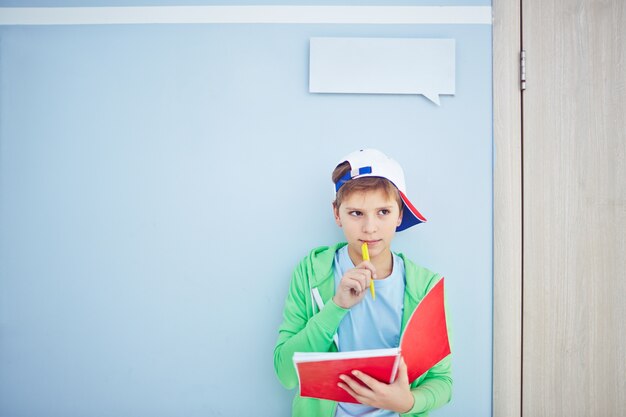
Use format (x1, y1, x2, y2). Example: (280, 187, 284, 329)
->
(334, 148, 427, 231)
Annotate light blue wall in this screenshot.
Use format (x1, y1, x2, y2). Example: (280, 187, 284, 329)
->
(0, 4, 492, 417)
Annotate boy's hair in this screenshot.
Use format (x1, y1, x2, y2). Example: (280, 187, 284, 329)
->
(332, 161, 403, 211)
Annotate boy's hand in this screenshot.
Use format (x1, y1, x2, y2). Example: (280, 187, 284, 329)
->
(333, 261, 376, 309)
(337, 357, 415, 414)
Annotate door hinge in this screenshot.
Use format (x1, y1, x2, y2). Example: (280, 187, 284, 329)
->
(520, 50, 526, 91)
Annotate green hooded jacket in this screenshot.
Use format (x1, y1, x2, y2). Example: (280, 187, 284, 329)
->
(273, 243, 452, 417)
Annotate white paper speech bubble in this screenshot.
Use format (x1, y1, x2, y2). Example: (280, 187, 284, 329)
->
(309, 37, 455, 105)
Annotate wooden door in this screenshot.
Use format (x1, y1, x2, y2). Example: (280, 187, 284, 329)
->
(521, 0, 626, 416)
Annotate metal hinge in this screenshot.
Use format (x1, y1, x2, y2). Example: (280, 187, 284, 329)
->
(520, 50, 526, 91)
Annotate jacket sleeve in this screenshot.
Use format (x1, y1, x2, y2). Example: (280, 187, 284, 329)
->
(402, 355, 453, 416)
(273, 262, 349, 389)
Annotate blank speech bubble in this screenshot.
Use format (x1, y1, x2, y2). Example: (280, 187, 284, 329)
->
(309, 37, 455, 105)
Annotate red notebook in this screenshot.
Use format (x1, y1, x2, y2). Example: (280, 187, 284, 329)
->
(293, 278, 450, 403)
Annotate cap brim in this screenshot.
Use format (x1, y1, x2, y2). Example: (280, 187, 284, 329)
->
(397, 190, 427, 231)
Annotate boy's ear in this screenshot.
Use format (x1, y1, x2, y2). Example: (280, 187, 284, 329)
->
(332, 203, 342, 227)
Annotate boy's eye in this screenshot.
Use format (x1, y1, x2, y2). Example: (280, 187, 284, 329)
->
(348, 211, 363, 217)
(378, 209, 391, 215)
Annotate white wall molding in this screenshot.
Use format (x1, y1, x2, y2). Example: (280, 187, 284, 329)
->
(0, 6, 492, 26)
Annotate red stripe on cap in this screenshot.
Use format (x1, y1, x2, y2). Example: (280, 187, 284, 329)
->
(399, 190, 427, 222)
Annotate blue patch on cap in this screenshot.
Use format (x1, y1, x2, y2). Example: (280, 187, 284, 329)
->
(334, 166, 372, 192)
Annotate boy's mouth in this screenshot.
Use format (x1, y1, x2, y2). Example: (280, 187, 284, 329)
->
(360, 239, 382, 245)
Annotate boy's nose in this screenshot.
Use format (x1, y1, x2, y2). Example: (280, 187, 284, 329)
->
(362, 216, 378, 233)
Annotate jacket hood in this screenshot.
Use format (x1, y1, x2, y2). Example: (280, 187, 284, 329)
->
(303, 242, 348, 287)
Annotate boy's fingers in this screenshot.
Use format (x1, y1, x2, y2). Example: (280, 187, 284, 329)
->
(346, 270, 369, 292)
(337, 382, 363, 403)
(351, 266, 372, 279)
(356, 261, 377, 279)
(339, 374, 371, 398)
(346, 276, 366, 293)
(351, 370, 381, 390)
(357, 268, 372, 286)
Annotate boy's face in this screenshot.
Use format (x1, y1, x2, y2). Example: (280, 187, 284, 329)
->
(333, 188, 403, 263)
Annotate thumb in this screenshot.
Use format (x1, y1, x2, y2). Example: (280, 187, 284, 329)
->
(397, 356, 409, 384)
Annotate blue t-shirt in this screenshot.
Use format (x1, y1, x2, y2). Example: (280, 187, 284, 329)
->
(333, 245, 405, 417)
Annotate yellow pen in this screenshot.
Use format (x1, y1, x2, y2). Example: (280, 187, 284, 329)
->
(361, 242, 375, 301)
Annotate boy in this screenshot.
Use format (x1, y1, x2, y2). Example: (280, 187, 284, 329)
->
(273, 149, 452, 417)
